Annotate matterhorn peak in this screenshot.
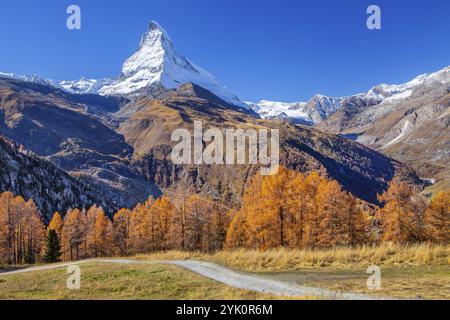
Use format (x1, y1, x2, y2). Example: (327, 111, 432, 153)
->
(99, 21, 246, 108)
(139, 20, 174, 50)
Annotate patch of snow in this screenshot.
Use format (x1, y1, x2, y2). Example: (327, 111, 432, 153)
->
(246, 100, 312, 123)
(383, 89, 413, 102)
(421, 178, 436, 185)
(59, 78, 114, 95)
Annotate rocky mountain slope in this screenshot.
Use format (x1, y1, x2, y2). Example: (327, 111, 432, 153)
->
(0, 73, 422, 211)
(117, 83, 421, 205)
(0, 76, 159, 211)
(0, 136, 115, 222)
(318, 66, 450, 187)
(248, 66, 450, 191)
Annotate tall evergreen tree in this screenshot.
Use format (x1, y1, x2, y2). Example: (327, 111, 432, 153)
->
(43, 229, 62, 263)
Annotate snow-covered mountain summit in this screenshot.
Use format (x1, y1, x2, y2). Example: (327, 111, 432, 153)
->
(99, 21, 246, 108)
(246, 95, 344, 125)
(1, 21, 246, 108)
(367, 66, 450, 102)
(0, 72, 55, 87)
(250, 65, 450, 124)
(59, 78, 114, 95)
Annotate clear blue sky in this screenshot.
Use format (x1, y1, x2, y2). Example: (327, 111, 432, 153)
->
(0, 0, 449, 102)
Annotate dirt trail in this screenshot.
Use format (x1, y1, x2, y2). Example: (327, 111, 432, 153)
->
(169, 260, 392, 300)
(0, 259, 392, 300)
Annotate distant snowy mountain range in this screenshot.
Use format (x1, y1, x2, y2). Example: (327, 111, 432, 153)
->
(247, 66, 450, 124)
(1, 21, 448, 127)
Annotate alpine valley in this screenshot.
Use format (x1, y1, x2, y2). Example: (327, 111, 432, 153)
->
(248, 67, 450, 194)
(1, 21, 445, 220)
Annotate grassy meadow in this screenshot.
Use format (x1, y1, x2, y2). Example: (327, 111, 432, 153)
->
(0, 262, 298, 300)
(136, 244, 450, 300)
(0, 244, 448, 300)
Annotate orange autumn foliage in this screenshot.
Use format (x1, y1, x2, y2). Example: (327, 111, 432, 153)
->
(226, 167, 372, 250)
(0, 167, 448, 264)
(425, 190, 450, 244)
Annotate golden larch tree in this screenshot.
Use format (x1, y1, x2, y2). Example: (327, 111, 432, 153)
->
(225, 209, 252, 249)
(48, 212, 63, 238)
(377, 180, 423, 243)
(285, 173, 308, 248)
(93, 209, 113, 257)
(113, 208, 131, 256)
(315, 180, 348, 248)
(303, 171, 325, 248)
(425, 191, 450, 244)
(0, 191, 16, 264)
(62, 208, 87, 261)
(156, 196, 176, 250)
(127, 203, 148, 254)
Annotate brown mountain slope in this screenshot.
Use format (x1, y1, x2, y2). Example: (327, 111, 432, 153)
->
(0, 77, 131, 157)
(0, 77, 158, 210)
(117, 83, 422, 205)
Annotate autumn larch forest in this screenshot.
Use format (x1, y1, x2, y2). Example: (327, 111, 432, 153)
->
(0, 167, 448, 265)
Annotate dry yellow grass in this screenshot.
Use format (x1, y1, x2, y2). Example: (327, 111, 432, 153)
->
(135, 244, 449, 299)
(134, 251, 203, 261)
(211, 244, 450, 272)
(137, 243, 449, 272)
